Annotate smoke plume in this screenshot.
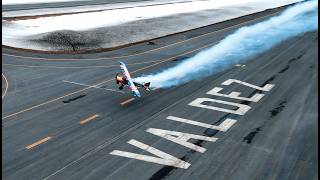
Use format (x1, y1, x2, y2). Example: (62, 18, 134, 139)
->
(134, 0, 318, 88)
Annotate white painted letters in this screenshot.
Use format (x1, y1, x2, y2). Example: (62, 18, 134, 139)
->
(147, 128, 216, 153)
(166, 116, 236, 132)
(206, 87, 264, 102)
(110, 139, 190, 169)
(222, 79, 274, 91)
(188, 98, 251, 115)
(110, 79, 275, 169)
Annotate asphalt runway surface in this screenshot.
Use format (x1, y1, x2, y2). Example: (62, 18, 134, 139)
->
(2, 7, 318, 180)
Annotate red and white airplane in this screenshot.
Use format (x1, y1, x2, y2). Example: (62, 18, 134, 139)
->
(62, 62, 150, 98)
(116, 61, 150, 97)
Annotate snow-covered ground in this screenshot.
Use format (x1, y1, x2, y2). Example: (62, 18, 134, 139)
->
(2, 0, 235, 18)
(2, 0, 303, 51)
(3, 0, 87, 5)
(5, 0, 274, 35)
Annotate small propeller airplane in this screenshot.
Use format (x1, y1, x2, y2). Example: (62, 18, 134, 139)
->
(62, 62, 150, 98)
(116, 61, 151, 97)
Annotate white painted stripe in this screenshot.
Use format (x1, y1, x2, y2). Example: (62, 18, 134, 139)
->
(166, 116, 236, 132)
(63, 80, 125, 94)
(110, 139, 190, 169)
(207, 87, 264, 102)
(2, 73, 9, 99)
(222, 79, 274, 91)
(147, 128, 216, 153)
(188, 98, 251, 115)
(63, 80, 100, 88)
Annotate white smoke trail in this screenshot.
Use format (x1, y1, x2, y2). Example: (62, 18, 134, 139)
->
(134, 0, 318, 88)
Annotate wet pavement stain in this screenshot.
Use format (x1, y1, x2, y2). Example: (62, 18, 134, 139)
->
(63, 94, 86, 103)
(172, 56, 190, 62)
(148, 41, 156, 45)
(278, 65, 290, 74)
(242, 127, 261, 144)
(269, 101, 286, 117)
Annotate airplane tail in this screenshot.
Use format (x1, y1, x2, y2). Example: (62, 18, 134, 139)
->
(144, 82, 151, 91)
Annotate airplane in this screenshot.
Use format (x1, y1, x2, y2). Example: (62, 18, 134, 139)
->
(116, 61, 150, 97)
(62, 62, 150, 98)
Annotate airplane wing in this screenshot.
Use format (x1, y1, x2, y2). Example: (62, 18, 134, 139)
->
(119, 61, 141, 97)
(133, 81, 151, 91)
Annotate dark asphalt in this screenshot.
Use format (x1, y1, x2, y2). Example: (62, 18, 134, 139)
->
(2, 6, 318, 180)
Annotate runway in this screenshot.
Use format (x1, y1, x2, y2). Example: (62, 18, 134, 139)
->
(2, 6, 318, 180)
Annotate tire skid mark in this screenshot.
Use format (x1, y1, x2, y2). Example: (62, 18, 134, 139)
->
(62, 94, 86, 103)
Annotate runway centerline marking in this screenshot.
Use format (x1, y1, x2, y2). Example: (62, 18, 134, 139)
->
(26, 136, 52, 150)
(2, 73, 9, 99)
(80, 114, 100, 125)
(120, 98, 135, 105)
(2, 12, 278, 61)
(2, 40, 215, 120)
